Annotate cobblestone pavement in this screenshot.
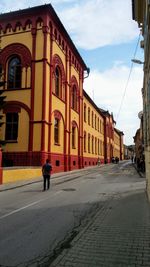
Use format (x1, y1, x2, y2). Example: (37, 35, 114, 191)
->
(50, 190, 150, 267)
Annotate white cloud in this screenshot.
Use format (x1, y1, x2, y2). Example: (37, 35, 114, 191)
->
(0, 0, 139, 50)
(84, 64, 143, 145)
(58, 0, 139, 49)
(0, 0, 75, 12)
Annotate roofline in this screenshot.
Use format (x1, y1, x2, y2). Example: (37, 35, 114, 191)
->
(99, 108, 116, 123)
(0, 4, 88, 70)
(114, 127, 124, 136)
(83, 90, 105, 119)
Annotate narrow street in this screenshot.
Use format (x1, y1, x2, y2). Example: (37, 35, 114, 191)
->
(0, 161, 147, 267)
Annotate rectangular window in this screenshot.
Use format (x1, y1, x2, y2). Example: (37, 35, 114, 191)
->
(95, 138, 97, 155)
(95, 115, 97, 129)
(88, 134, 90, 153)
(88, 109, 90, 125)
(72, 127, 76, 148)
(84, 133, 86, 152)
(92, 138, 94, 154)
(84, 105, 86, 122)
(5, 113, 18, 141)
(56, 160, 60, 166)
(54, 118, 59, 144)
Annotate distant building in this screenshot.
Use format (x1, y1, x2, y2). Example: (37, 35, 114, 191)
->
(114, 128, 124, 160)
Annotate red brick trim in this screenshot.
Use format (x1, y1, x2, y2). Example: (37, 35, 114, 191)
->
(3, 101, 30, 115)
(29, 28, 37, 151)
(0, 43, 31, 67)
(41, 26, 48, 153)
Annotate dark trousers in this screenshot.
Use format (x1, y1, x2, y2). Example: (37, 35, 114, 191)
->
(43, 175, 50, 190)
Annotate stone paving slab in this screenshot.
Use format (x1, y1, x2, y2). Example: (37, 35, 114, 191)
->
(50, 190, 150, 267)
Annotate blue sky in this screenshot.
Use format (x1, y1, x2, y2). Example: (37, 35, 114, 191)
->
(0, 0, 144, 145)
(80, 40, 144, 72)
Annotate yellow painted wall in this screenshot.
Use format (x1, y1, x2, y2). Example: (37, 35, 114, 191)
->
(83, 96, 104, 160)
(3, 168, 42, 183)
(52, 96, 65, 119)
(3, 90, 31, 108)
(33, 124, 42, 151)
(34, 63, 43, 121)
(53, 42, 66, 68)
(36, 29, 44, 60)
(71, 66, 79, 84)
(2, 30, 32, 55)
(71, 110, 79, 126)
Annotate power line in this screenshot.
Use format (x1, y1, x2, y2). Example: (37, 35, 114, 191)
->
(116, 33, 141, 123)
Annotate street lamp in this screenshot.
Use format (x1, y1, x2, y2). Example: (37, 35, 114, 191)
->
(131, 59, 144, 64)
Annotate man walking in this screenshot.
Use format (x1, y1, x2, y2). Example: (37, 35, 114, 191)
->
(42, 159, 52, 191)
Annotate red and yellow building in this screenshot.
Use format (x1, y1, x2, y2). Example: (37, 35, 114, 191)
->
(0, 4, 124, 183)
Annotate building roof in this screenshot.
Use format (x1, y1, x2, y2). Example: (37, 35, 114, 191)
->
(114, 127, 124, 136)
(83, 90, 105, 118)
(99, 108, 116, 124)
(132, 0, 144, 24)
(0, 4, 88, 70)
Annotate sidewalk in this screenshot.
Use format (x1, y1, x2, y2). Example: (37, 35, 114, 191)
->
(0, 166, 99, 192)
(50, 190, 150, 267)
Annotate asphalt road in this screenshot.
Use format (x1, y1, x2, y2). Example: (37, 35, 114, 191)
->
(0, 161, 145, 267)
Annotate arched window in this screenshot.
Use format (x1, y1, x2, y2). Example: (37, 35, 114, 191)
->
(8, 57, 21, 89)
(92, 111, 94, 127)
(72, 126, 76, 148)
(95, 115, 97, 129)
(95, 137, 97, 155)
(84, 104, 86, 122)
(88, 133, 90, 153)
(55, 66, 61, 98)
(98, 118, 99, 132)
(92, 136, 94, 154)
(84, 131, 86, 152)
(72, 85, 77, 111)
(54, 118, 60, 144)
(5, 113, 19, 141)
(100, 120, 102, 133)
(88, 108, 90, 125)
(98, 139, 100, 155)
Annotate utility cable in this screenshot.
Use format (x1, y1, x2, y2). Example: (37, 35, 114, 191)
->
(116, 32, 141, 123)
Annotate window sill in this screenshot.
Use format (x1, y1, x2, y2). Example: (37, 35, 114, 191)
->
(6, 87, 31, 91)
(54, 143, 60, 146)
(5, 140, 18, 143)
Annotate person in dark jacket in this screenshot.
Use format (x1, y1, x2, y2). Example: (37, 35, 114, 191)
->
(42, 159, 52, 191)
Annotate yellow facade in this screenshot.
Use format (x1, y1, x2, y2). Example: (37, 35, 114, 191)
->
(114, 129, 121, 159)
(83, 91, 104, 164)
